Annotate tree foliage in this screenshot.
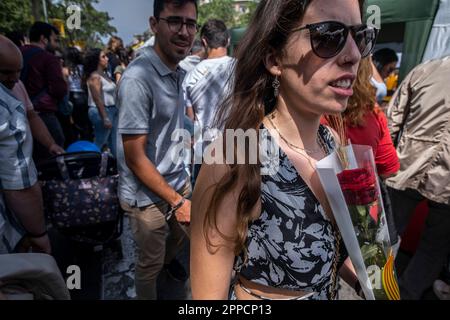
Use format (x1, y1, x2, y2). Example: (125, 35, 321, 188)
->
(49, 0, 117, 48)
(198, 0, 235, 29)
(198, 0, 258, 30)
(0, 0, 116, 48)
(0, 1, 34, 34)
(234, 1, 258, 28)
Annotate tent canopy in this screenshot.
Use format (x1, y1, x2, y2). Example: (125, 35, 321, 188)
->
(364, 0, 440, 80)
(365, 0, 439, 24)
(229, 27, 246, 55)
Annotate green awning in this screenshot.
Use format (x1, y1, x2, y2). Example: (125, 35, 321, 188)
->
(364, 0, 440, 80)
(365, 0, 439, 24)
(229, 27, 247, 55)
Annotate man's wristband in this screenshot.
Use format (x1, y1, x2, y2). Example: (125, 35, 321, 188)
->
(171, 197, 186, 212)
(166, 197, 186, 221)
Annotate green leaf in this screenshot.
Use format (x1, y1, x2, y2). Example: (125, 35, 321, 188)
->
(356, 205, 367, 218)
(361, 243, 379, 261)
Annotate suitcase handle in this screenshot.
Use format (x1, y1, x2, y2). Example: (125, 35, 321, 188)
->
(55, 152, 110, 180)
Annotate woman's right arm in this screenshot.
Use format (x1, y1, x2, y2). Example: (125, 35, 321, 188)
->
(190, 162, 240, 300)
(87, 74, 112, 129)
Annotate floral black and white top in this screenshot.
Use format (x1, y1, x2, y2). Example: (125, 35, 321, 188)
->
(233, 125, 340, 300)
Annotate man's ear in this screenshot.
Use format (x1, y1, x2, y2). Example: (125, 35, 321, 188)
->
(201, 37, 208, 49)
(149, 16, 158, 34)
(264, 48, 282, 77)
(40, 35, 47, 45)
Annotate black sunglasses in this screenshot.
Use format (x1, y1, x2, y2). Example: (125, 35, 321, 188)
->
(293, 21, 379, 59)
(158, 16, 200, 35)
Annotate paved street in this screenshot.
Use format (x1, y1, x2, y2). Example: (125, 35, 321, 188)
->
(99, 216, 360, 300)
(101, 216, 191, 300)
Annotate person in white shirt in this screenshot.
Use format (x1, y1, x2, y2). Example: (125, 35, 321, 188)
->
(179, 39, 206, 74)
(182, 19, 235, 183)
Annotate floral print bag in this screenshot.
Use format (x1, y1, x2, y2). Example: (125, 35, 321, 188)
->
(41, 152, 120, 229)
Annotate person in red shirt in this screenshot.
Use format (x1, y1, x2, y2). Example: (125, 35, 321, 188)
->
(323, 57, 400, 247)
(20, 22, 68, 163)
(324, 57, 399, 176)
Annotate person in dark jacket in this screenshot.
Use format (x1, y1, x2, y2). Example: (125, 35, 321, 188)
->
(20, 22, 68, 162)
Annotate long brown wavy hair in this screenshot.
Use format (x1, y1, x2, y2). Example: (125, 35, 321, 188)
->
(342, 57, 377, 127)
(204, 0, 366, 256)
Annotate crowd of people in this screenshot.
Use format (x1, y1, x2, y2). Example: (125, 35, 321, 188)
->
(1, 0, 449, 301)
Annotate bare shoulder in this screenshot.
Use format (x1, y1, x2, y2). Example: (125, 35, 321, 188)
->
(192, 161, 234, 225)
(194, 138, 235, 196)
(88, 73, 101, 84)
(192, 139, 261, 241)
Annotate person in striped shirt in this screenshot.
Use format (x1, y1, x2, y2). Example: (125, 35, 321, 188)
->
(0, 35, 50, 254)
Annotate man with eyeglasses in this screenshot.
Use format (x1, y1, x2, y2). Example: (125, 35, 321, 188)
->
(116, 0, 197, 300)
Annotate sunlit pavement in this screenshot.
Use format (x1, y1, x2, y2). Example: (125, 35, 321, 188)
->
(101, 216, 191, 300)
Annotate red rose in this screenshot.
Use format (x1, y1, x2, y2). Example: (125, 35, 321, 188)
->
(337, 168, 378, 206)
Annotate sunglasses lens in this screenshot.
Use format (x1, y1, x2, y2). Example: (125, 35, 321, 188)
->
(310, 22, 347, 58)
(307, 22, 379, 59)
(355, 27, 378, 58)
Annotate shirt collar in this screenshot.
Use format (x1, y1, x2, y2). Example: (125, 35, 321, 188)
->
(0, 82, 17, 100)
(0, 82, 24, 112)
(146, 46, 183, 77)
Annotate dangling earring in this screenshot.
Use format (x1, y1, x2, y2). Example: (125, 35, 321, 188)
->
(272, 75, 280, 98)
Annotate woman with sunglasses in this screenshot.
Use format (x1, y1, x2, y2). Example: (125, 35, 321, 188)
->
(190, 0, 378, 300)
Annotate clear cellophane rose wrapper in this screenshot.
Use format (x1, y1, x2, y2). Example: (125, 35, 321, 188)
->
(316, 143, 400, 300)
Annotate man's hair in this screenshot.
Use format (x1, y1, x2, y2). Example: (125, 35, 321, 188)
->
(5, 31, 26, 48)
(107, 36, 123, 53)
(373, 48, 398, 72)
(200, 19, 229, 49)
(29, 22, 59, 43)
(191, 38, 203, 54)
(153, 0, 198, 19)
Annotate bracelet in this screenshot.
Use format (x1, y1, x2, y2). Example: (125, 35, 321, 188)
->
(171, 197, 186, 212)
(166, 197, 186, 221)
(27, 230, 48, 238)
